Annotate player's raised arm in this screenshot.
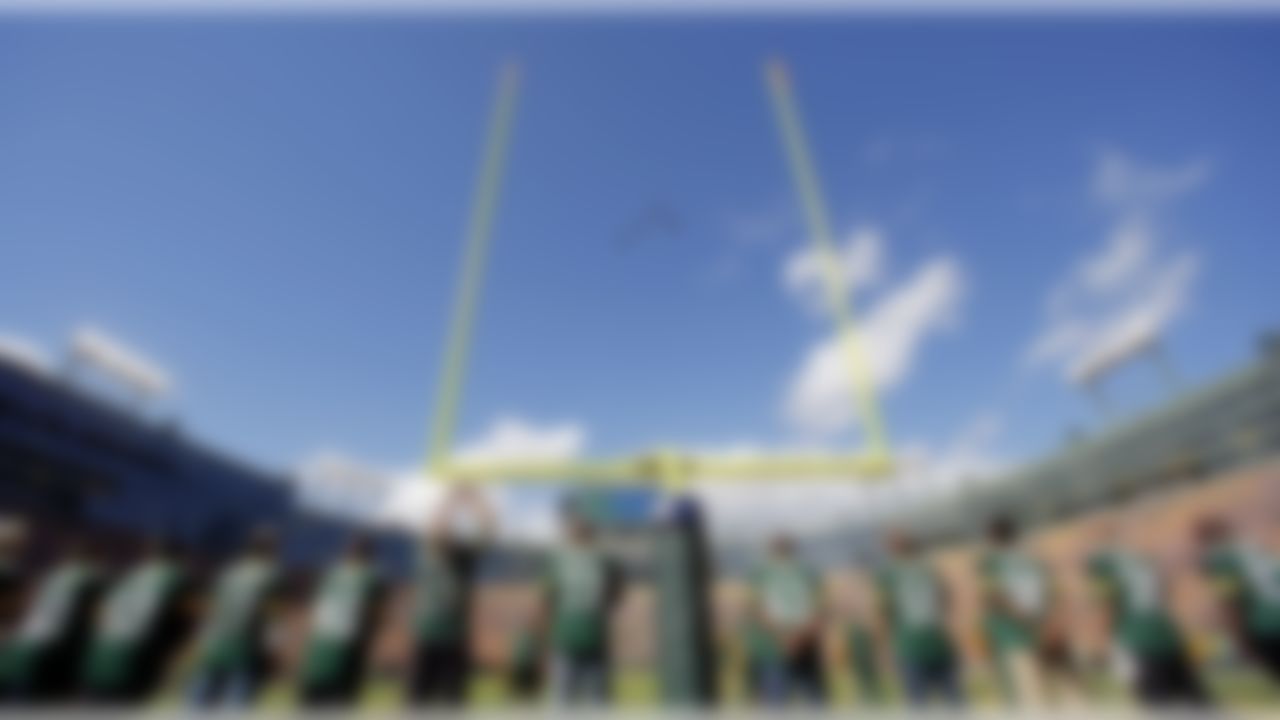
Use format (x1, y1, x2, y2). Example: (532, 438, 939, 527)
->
(429, 483, 498, 545)
(464, 484, 499, 546)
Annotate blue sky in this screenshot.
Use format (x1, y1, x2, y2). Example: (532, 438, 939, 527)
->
(2, 15, 1279, 533)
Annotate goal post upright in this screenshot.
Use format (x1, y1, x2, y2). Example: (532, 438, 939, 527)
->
(764, 58, 892, 462)
(427, 62, 522, 475)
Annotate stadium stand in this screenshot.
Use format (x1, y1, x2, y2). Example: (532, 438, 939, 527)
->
(898, 336, 1280, 545)
(0, 350, 408, 575)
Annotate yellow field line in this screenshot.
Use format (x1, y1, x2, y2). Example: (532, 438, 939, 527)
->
(764, 59, 891, 458)
(427, 63, 522, 473)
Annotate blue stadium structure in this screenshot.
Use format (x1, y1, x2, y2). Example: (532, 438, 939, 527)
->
(0, 354, 407, 572)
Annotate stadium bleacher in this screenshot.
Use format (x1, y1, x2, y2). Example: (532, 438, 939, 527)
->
(0, 350, 408, 574)
(895, 337, 1280, 546)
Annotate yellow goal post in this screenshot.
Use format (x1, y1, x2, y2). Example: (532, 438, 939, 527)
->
(426, 60, 893, 489)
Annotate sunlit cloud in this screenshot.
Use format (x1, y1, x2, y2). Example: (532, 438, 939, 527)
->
(782, 233, 966, 437)
(1027, 150, 1208, 386)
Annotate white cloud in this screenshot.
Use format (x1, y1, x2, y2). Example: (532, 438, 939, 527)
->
(784, 253, 965, 437)
(0, 334, 52, 376)
(1092, 149, 1213, 209)
(1065, 252, 1198, 384)
(69, 325, 172, 398)
(373, 469, 448, 530)
(782, 225, 884, 315)
(908, 410, 1006, 490)
(692, 480, 873, 543)
(1028, 150, 1208, 385)
(681, 438, 876, 542)
(454, 415, 585, 462)
(295, 414, 587, 543)
(711, 199, 799, 285)
(294, 452, 399, 523)
(687, 412, 1005, 544)
(1080, 217, 1152, 294)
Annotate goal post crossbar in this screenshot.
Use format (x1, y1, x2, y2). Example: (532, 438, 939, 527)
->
(434, 450, 894, 488)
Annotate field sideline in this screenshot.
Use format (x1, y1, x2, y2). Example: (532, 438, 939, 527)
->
(151, 666, 1280, 711)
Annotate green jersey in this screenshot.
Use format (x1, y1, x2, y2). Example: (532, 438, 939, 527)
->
(877, 560, 952, 664)
(752, 559, 820, 630)
(744, 619, 777, 663)
(547, 545, 614, 655)
(511, 626, 540, 672)
(196, 558, 278, 672)
(1201, 541, 1280, 639)
(302, 561, 378, 684)
(1, 561, 98, 686)
(980, 548, 1049, 652)
(1087, 549, 1180, 655)
(847, 623, 884, 703)
(83, 560, 182, 689)
(14, 562, 95, 649)
(748, 559, 819, 660)
(413, 543, 479, 645)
